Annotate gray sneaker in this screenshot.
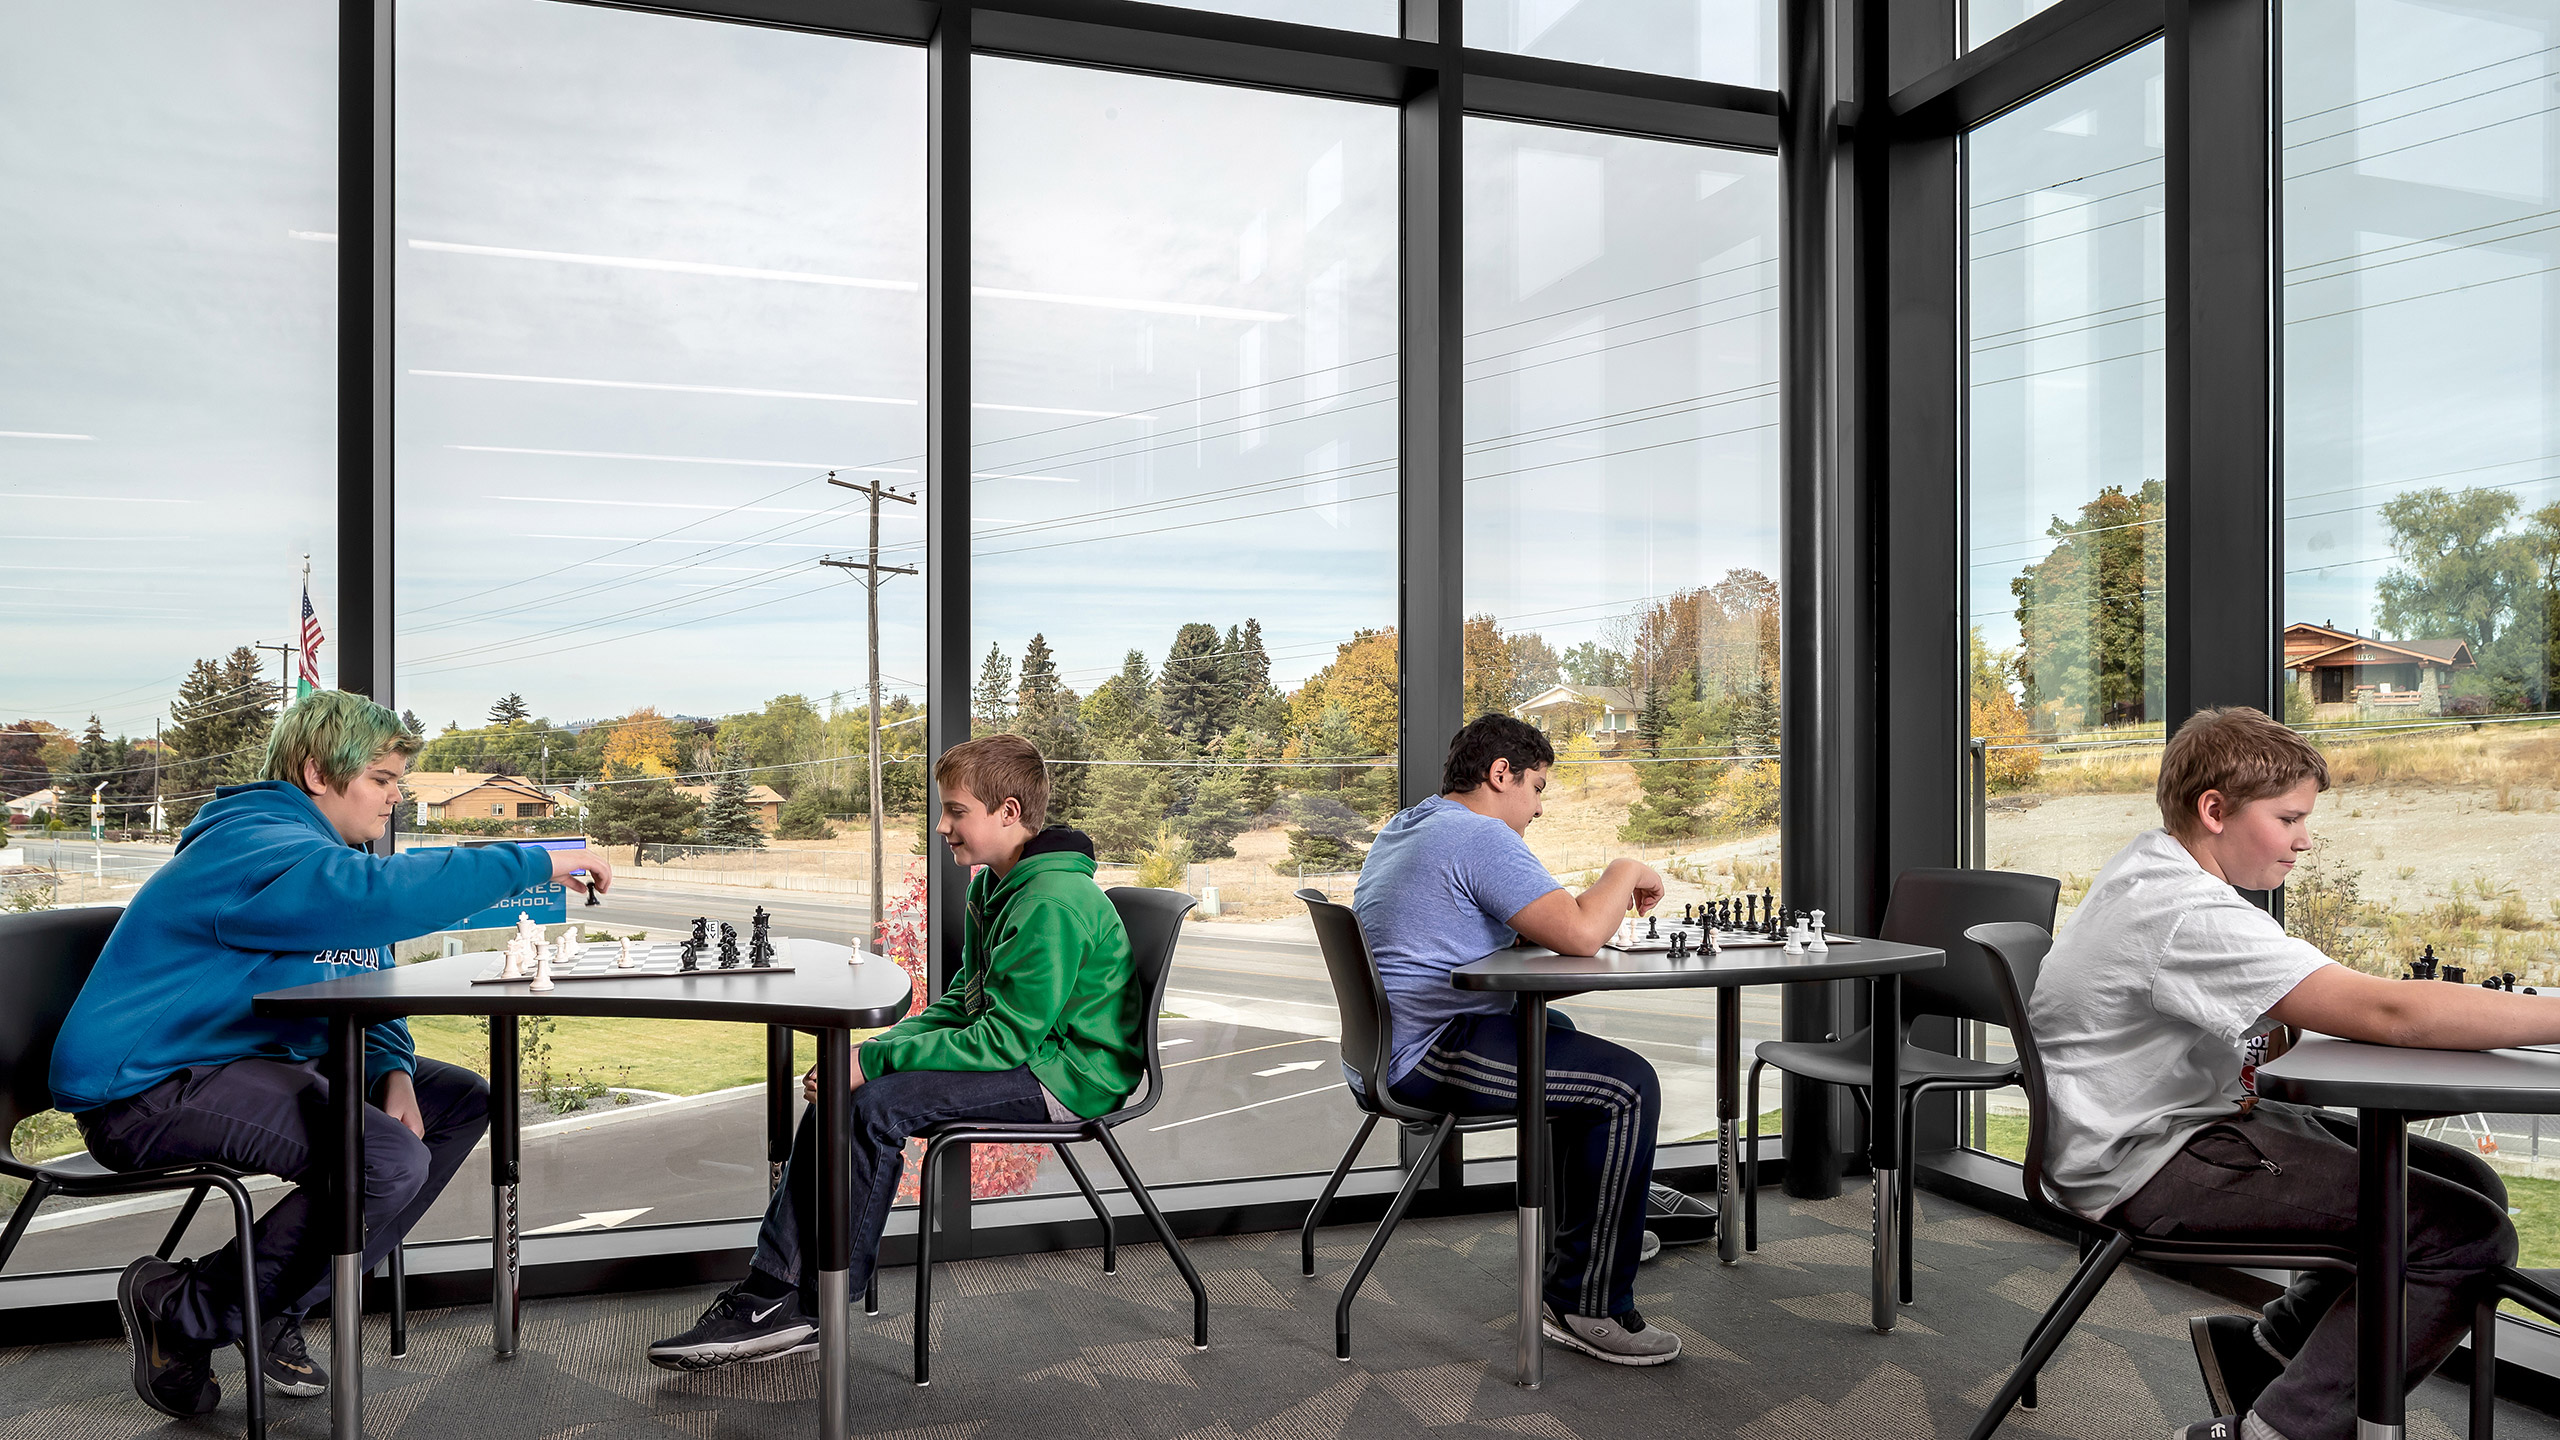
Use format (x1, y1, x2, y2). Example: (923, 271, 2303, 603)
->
(1541, 1304, 1681, 1366)
(1639, 1230, 1662, 1263)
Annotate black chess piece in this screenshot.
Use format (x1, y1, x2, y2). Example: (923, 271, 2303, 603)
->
(1743, 894, 1757, 930)
(717, 922, 742, 970)
(1646, 915, 1658, 940)
(2443, 964, 2468, 985)
(1682, 903, 1694, 926)
(678, 939, 702, 973)
(584, 882, 601, 907)
(1668, 930, 1687, 961)
(2410, 943, 2438, 981)
(1762, 888, 1775, 935)
(750, 905, 776, 968)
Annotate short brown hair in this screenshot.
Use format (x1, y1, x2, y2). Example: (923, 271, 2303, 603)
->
(935, 733, 1051, 829)
(2156, 706, 2329, 838)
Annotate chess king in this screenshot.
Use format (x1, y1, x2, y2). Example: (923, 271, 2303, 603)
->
(47, 689, 611, 1421)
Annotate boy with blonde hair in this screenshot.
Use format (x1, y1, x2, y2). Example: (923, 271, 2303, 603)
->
(648, 732, 1138, 1371)
(58, 690, 609, 1420)
(2031, 706, 2560, 1440)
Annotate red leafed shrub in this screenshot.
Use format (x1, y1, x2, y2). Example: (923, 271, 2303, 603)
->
(879, 861, 1046, 1202)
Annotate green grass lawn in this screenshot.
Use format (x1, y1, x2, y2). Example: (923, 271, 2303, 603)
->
(406, 1014, 835, 1099)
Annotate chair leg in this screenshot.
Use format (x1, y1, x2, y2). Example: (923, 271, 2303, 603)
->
(1326, 1115, 1451, 1362)
(0, 1174, 56, 1273)
(912, 1136, 952, 1387)
(2474, 1295, 2498, 1440)
(389, 1246, 408, 1359)
(1744, 1061, 1764, 1251)
(212, 1176, 266, 1440)
(1303, 1115, 1379, 1278)
(155, 1184, 209, 1261)
(864, 1267, 878, 1317)
(1898, 1087, 1920, 1305)
(1054, 1143, 1116, 1274)
(1092, 1126, 1209, 1352)
(1967, 1231, 2131, 1440)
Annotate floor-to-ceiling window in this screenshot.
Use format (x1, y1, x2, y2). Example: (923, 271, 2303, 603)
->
(1961, 41, 2168, 1157)
(0, 0, 339, 1273)
(2281, 0, 2560, 1250)
(1461, 121, 1782, 1149)
(1463, 1, 1779, 88)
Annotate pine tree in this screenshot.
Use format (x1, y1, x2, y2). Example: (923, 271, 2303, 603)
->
(1017, 634, 1061, 717)
(163, 659, 231, 826)
(584, 764, 703, 850)
(1158, 623, 1232, 745)
(63, 717, 148, 829)
(400, 708, 423, 737)
(696, 739, 767, 849)
(489, 693, 531, 726)
(974, 643, 1016, 733)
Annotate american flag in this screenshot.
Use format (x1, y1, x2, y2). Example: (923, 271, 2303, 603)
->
(298, 581, 325, 697)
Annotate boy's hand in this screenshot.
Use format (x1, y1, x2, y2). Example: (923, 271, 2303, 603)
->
(378, 1070, 424, 1138)
(801, 1052, 867, 1103)
(550, 848, 612, 898)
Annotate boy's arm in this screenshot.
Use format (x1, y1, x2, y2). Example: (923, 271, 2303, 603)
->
(215, 843, 571, 952)
(363, 1018, 417, 1093)
(1509, 858, 1663, 956)
(861, 901, 1081, 1076)
(2270, 964, 2560, 1050)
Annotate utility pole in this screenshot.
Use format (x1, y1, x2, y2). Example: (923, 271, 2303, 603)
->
(251, 642, 296, 711)
(819, 472, 918, 956)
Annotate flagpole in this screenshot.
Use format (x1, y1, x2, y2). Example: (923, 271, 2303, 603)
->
(299, 554, 312, 701)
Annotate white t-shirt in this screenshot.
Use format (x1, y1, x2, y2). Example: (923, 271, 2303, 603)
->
(2029, 828, 2334, 1219)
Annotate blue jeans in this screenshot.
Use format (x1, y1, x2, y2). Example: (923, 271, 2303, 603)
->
(1388, 1008, 1660, 1320)
(76, 1055, 490, 1346)
(748, 1065, 1048, 1301)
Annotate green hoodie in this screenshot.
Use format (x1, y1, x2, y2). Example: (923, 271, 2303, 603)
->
(857, 828, 1141, 1118)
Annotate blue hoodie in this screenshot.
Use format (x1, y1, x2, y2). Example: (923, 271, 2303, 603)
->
(49, 780, 556, 1114)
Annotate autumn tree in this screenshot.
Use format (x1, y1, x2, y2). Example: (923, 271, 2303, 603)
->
(598, 707, 680, 777)
(1462, 613, 1515, 720)
(1968, 628, 2041, 791)
(2012, 479, 2164, 730)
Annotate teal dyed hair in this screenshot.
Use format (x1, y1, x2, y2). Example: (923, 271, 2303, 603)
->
(263, 689, 424, 793)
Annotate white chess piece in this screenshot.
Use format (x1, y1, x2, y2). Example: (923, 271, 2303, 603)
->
(849, 941, 867, 966)
(617, 938, 636, 969)
(1783, 922, 1806, 955)
(1808, 910, 1829, 953)
(529, 944, 554, 992)
(501, 939, 525, 979)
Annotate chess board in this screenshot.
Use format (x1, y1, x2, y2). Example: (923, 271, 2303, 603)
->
(470, 939, 798, 985)
(1603, 926, 1857, 953)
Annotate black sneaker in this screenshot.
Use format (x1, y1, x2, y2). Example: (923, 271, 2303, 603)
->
(2190, 1314, 2287, 1418)
(116, 1256, 219, 1419)
(1645, 1183, 1717, 1246)
(258, 1310, 329, 1397)
(2172, 1418, 2240, 1440)
(647, 1283, 818, 1372)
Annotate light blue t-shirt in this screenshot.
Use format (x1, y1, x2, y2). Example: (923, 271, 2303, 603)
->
(1352, 795, 1564, 1084)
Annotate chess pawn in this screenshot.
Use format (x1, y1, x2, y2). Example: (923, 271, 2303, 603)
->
(849, 942, 867, 967)
(617, 938, 637, 969)
(529, 945, 555, 992)
(1807, 909, 1829, 953)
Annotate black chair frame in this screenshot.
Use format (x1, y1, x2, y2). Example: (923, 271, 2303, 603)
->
(1962, 921, 2358, 1440)
(866, 886, 1210, 1386)
(1743, 867, 2061, 1305)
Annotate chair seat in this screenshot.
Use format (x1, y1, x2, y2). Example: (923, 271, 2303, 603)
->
(2125, 1230, 2355, 1271)
(2495, 1266, 2560, 1323)
(1754, 1029, 2018, 1090)
(9, 1150, 248, 1192)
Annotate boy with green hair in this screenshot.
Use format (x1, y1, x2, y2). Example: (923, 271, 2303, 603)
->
(55, 689, 610, 1421)
(648, 731, 1138, 1371)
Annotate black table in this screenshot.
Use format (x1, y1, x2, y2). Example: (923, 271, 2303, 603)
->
(2257, 1037, 2560, 1440)
(253, 938, 914, 1440)
(1452, 937, 1946, 1386)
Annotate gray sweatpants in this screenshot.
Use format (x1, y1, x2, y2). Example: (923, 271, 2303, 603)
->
(2109, 1100, 2514, 1440)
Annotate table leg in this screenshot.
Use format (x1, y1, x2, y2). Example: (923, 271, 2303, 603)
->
(2358, 1108, 2409, 1440)
(488, 1014, 521, 1357)
(1868, 974, 1902, 1334)
(1717, 985, 1741, 1265)
(1515, 993, 1548, 1389)
(768, 1025, 796, 1195)
(327, 1015, 364, 1440)
(816, 1030, 853, 1439)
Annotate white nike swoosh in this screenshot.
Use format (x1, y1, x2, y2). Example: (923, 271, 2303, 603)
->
(750, 1299, 788, 1324)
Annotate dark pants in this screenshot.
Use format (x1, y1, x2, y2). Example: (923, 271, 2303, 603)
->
(1389, 1008, 1660, 1321)
(748, 1065, 1047, 1302)
(77, 1056, 491, 1348)
(2110, 1100, 2514, 1440)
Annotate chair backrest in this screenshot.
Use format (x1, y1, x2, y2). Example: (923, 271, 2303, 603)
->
(1961, 921, 2070, 1226)
(1879, 867, 2060, 1027)
(1296, 887, 1431, 1123)
(0, 906, 121, 1152)
(1105, 886, 1198, 1124)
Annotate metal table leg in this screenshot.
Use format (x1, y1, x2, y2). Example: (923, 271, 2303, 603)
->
(489, 1014, 521, 1356)
(2358, 1108, 2409, 1440)
(1869, 974, 1902, 1334)
(327, 1015, 364, 1440)
(1717, 985, 1741, 1265)
(816, 1031, 853, 1438)
(1514, 993, 1548, 1388)
(768, 1024, 796, 1195)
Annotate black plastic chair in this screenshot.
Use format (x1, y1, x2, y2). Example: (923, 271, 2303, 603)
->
(1963, 921, 2357, 1440)
(2467, 1267, 2560, 1437)
(1295, 888, 1527, 1361)
(874, 886, 1210, 1386)
(1744, 867, 2061, 1301)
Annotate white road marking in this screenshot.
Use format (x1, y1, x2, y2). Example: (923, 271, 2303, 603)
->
(1253, 1060, 1327, 1078)
(1149, 1084, 1345, 1132)
(526, 1207, 652, 1234)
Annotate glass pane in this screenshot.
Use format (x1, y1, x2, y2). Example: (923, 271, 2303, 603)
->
(388, 0, 927, 1242)
(1462, 118, 1784, 1150)
(1167, 0, 1394, 32)
(0, 0, 335, 1274)
(974, 59, 1401, 1191)
(1464, 0, 1779, 89)
(1964, 41, 2167, 927)
(1966, 0, 2067, 52)
(2281, 0, 2560, 1273)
